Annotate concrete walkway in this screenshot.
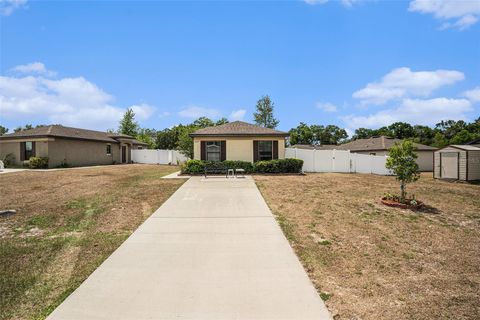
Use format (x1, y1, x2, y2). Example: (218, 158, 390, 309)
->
(48, 176, 331, 320)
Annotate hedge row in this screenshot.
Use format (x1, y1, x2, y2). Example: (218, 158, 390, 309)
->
(181, 158, 303, 174)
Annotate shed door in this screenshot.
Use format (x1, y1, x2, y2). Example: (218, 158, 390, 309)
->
(441, 152, 458, 179)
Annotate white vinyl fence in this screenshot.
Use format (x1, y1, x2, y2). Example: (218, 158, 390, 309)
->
(285, 147, 391, 175)
(131, 149, 189, 165)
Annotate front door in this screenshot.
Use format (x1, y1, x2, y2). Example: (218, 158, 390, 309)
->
(122, 145, 127, 164)
(441, 152, 458, 179)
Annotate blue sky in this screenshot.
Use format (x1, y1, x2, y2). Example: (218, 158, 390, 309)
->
(1, 0, 479, 135)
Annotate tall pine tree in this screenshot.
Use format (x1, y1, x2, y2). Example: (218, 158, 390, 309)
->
(119, 108, 139, 136)
(253, 95, 279, 129)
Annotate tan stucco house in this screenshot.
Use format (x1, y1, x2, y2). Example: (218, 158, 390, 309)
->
(190, 121, 289, 162)
(0, 125, 147, 168)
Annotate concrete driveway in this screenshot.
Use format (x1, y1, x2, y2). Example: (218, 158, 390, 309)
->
(48, 176, 331, 320)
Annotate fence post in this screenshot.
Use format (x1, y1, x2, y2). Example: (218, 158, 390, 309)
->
(332, 149, 336, 172)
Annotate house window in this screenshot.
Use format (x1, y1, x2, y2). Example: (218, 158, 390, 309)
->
(22, 141, 34, 160)
(137, 146, 143, 150)
(206, 141, 221, 161)
(258, 141, 273, 161)
(106, 144, 112, 155)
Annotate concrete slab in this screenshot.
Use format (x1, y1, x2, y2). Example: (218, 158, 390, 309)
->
(47, 176, 331, 320)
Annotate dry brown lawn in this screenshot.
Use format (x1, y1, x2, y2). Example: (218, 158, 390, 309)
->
(0, 164, 184, 320)
(255, 173, 480, 320)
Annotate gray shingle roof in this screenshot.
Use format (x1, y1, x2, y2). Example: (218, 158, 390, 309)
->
(0, 125, 145, 144)
(190, 121, 288, 137)
(339, 136, 437, 151)
(291, 144, 340, 150)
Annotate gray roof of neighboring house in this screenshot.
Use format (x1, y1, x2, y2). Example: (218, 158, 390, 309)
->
(0, 125, 147, 145)
(291, 144, 340, 150)
(338, 136, 437, 152)
(190, 121, 289, 137)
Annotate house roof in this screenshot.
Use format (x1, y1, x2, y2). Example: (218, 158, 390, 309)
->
(338, 136, 437, 152)
(291, 144, 340, 150)
(0, 125, 146, 144)
(465, 138, 480, 145)
(190, 121, 289, 137)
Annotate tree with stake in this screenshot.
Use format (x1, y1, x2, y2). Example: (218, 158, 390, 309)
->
(386, 140, 420, 203)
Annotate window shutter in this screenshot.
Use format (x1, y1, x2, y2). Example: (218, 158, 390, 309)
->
(200, 141, 206, 160)
(32, 142, 36, 157)
(273, 140, 278, 159)
(253, 141, 259, 162)
(220, 141, 226, 161)
(20, 142, 26, 161)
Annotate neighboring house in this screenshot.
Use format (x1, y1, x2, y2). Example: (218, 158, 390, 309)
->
(190, 121, 289, 162)
(290, 144, 339, 150)
(0, 125, 147, 168)
(434, 145, 480, 181)
(292, 136, 437, 171)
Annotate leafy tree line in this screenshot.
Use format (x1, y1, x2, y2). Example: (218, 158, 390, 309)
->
(351, 118, 480, 148)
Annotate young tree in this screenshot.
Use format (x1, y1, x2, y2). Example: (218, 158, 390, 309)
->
(119, 108, 139, 136)
(386, 140, 420, 202)
(253, 95, 279, 129)
(0, 125, 8, 136)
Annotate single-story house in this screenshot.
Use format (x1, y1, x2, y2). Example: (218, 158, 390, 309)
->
(292, 136, 437, 171)
(190, 121, 289, 162)
(433, 145, 480, 181)
(0, 125, 147, 168)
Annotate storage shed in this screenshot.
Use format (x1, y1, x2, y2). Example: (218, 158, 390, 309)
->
(434, 145, 480, 181)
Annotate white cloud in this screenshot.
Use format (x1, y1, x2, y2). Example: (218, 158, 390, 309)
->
(229, 109, 246, 121)
(130, 104, 155, 120)
(409, 0, 480, 30)
(11, 62, 57, 77)
(0, 67, 156, 130)
(0, 0, 27, 16)
(463, 86, 480, 102)
(178, 105, 221, 119)
(316, 102, 338, 112)
(343, 97, 473, 128)
(353, 67, 465, 105)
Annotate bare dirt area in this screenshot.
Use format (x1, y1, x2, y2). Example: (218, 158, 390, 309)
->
(0, 164, 184, 320)
(255, 173, 480, 320)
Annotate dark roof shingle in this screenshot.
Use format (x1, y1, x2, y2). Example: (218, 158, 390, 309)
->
(190, 121, 288, 137)
(0, 125, 145, 144)
(338, 136, 437, 151)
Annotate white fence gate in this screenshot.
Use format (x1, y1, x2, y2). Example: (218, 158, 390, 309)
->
(131, 149, 189, 165)
(286, 147, 391, 175)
